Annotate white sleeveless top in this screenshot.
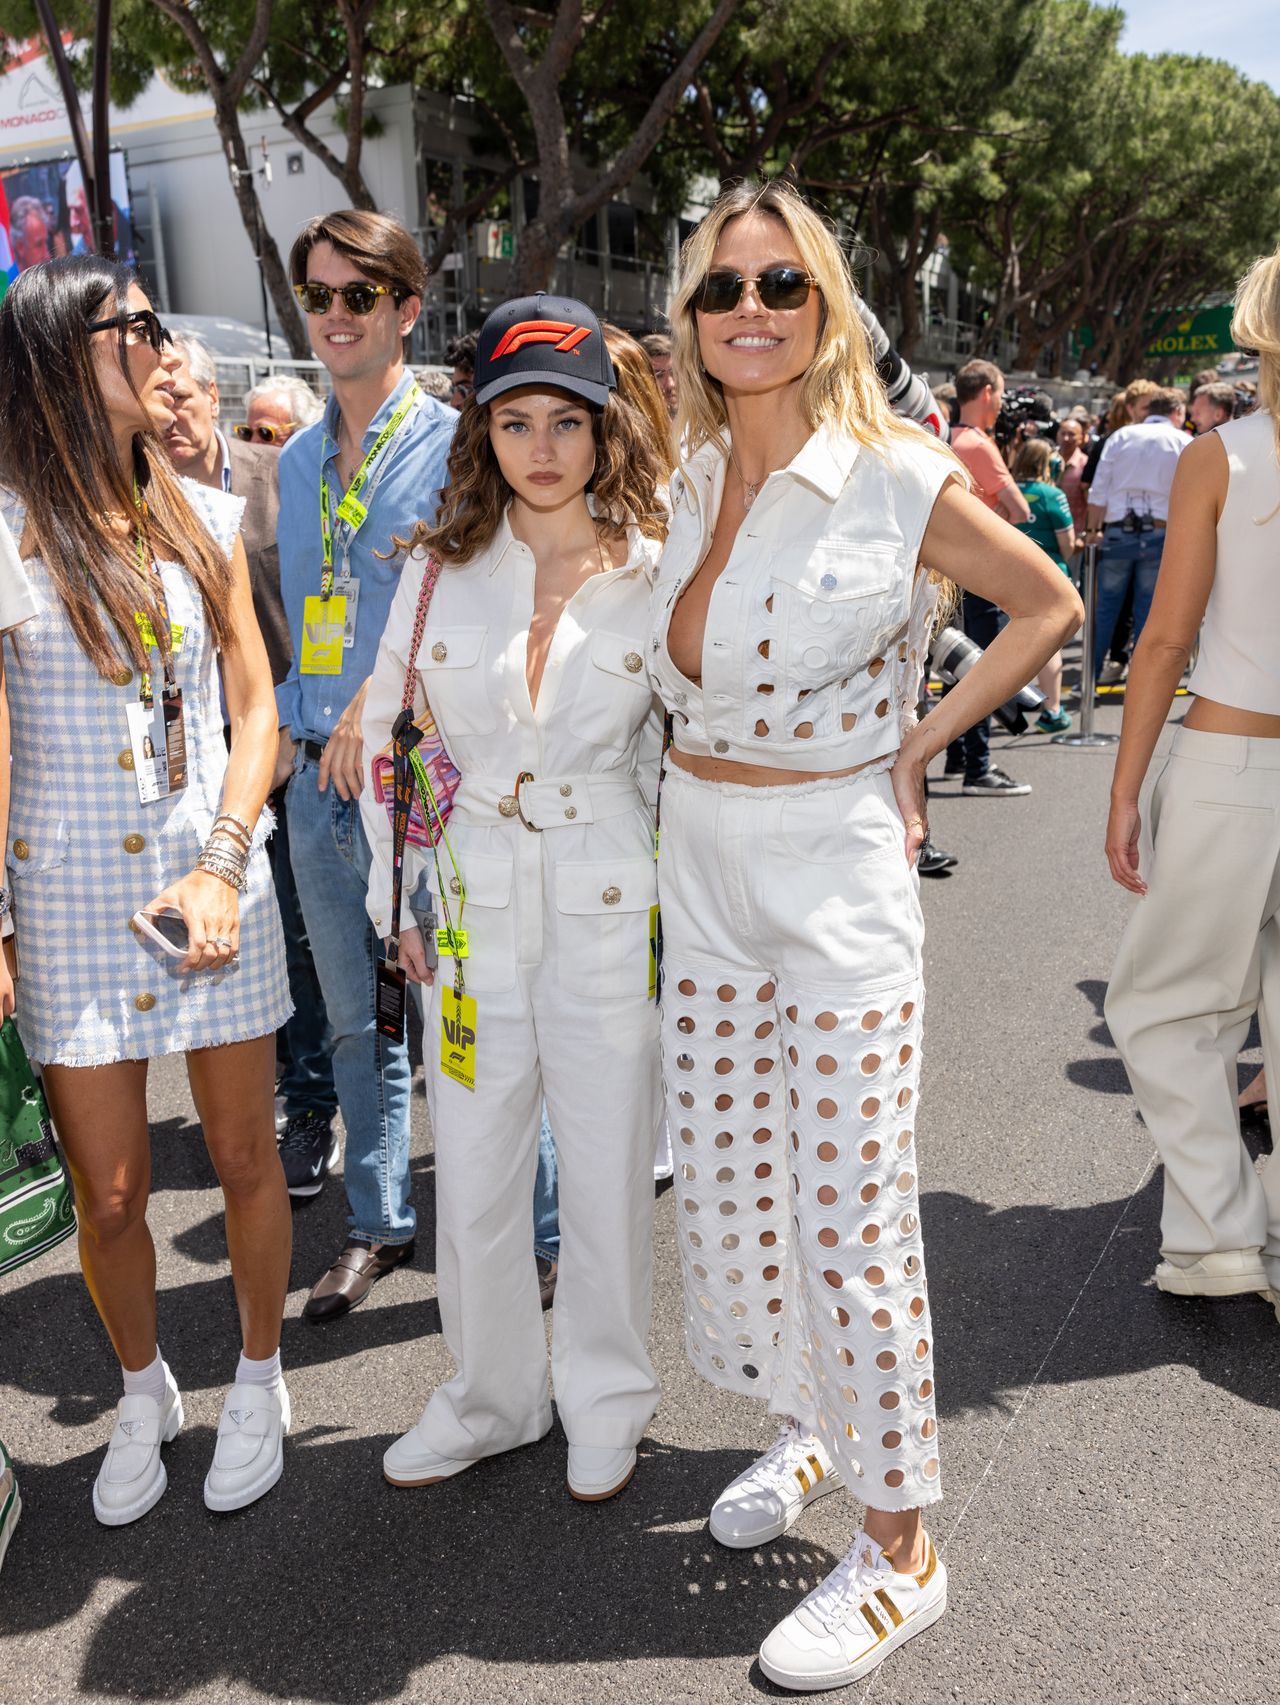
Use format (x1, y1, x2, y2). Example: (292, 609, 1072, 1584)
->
(1188, 408, 1280, 714)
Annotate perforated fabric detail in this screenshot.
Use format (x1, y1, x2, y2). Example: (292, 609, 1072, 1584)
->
(663, 969, 940, 1508)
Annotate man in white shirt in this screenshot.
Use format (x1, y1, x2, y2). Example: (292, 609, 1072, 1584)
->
(1085, 387, 1187, 676)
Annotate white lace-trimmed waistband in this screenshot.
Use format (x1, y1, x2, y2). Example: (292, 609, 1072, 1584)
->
(661, 750, 897, 799)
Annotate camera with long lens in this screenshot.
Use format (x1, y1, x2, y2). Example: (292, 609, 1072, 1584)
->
(994, 387, 1057, 450)
(931, 625, 1045, 735)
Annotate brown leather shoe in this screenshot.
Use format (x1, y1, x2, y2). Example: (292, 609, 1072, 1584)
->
(304, 1239, 415, 1322)
(537, 1254, 557, 1311)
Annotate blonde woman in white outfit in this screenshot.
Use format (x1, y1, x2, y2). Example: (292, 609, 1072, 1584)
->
(1106, 247, 1280, 1314)
(361, 295, 668, 1501)
(650, 181, 1080, 1692)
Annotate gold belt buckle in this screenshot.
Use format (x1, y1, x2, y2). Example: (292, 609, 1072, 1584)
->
(514, 770, 541, 833)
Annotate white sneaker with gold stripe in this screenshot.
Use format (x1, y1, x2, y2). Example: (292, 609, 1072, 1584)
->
(709, 1418, 841, 1548)
(760, 1530, 947, 1691)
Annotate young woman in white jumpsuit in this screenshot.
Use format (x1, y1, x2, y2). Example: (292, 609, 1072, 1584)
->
(361, 295, 669, 1501)
(649, 182, 1081, 1691)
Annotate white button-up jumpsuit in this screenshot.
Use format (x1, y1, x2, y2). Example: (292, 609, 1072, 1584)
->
(649, 425, 957, 1510)
(362, 516, 664, 1457)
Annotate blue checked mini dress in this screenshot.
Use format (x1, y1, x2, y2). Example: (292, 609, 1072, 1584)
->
(0, 481, 292, 1067)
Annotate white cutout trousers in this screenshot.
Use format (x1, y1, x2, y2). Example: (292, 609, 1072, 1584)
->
(658, 765, 942, 1510)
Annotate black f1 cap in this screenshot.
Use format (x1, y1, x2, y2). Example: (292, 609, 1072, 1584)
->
(474, 294, 616, 409)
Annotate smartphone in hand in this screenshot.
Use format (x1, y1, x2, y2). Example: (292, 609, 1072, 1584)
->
(132, 907, 188, 959)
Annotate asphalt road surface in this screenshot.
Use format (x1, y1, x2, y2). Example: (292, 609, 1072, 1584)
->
(2, 684, 1276, 1705)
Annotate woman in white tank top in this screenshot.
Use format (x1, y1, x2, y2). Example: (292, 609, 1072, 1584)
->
(1104, 243, 1280, 1316)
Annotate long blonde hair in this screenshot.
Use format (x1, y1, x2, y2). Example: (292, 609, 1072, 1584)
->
(671, 180, 959, 477)
(1231, 243, 1280, 492)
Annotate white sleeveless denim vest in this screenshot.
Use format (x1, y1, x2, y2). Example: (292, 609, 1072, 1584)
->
(650, 424, 958, 772)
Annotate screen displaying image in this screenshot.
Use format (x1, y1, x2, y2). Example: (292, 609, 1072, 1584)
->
(0, 149, 134, 295)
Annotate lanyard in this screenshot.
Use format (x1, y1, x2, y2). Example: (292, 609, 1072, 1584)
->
(132, 490, 177, 708)
(319, 382, 422, 597)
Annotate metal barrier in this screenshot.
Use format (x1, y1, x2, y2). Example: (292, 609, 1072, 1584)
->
(1052, 542, 1118, 749)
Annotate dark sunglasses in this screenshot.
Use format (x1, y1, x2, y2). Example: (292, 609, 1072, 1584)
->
(696, 266, 819, 315)
(234, 422, 295, 444)
(293, 281, 402, 316)
(86, 307, 173, 352)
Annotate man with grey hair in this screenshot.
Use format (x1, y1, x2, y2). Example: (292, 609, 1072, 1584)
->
(10, 195, 51, 269)
(164, 335, 339, 1178)
(240, 373, 324, 446)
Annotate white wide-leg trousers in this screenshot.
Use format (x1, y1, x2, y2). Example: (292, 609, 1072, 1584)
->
(658, 766, 942, 1511)
(416, 954, 662, 1460)
(1106, 726, 1280, 1289)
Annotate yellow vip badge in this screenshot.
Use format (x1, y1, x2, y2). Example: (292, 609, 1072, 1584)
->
(135, 614, 186, 653)
(440, 985, 477, 1092)
(648, 903, 660, 1000)
(300, 594, 348, 675)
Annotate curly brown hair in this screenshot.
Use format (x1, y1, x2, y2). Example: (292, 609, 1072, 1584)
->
(401, 387, 668, 565)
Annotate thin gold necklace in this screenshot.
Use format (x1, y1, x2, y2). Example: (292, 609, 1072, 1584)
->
(728, 446, 763, 510)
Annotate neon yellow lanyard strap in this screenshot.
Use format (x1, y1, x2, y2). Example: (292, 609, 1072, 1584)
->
(131, 485, 174, 706)
(319, 382, 422, 598)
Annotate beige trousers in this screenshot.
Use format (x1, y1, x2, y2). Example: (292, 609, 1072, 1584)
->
(1106, 726, 1280, 1288)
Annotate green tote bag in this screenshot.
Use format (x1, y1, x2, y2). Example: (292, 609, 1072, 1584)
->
(0, 1018, 74, 1275)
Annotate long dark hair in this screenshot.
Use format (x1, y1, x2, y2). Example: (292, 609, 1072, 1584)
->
(0, 255, 236, 678)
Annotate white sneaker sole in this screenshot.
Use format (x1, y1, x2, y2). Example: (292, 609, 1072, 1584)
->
(759, 1591, 947, 1691)
(1155, 1264, 1269, 1297)
(93, 1395, 184, 1528)
(711, 1469, 842, 1549)
(383, 1456, 476, 1488)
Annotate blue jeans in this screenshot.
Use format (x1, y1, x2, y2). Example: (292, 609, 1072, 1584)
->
(269, 790, 338, 1122)
(945, 594, 1006, 780)
(533, 1105, 560, 1263)
(285, 755, 414, 1246)
(1093, 528, 1165, 674)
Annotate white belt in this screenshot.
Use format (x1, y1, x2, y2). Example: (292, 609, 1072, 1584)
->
(452, 772, 645, 831)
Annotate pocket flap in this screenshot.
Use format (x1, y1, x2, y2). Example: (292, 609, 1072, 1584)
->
(774, 540, 899, 600)
(7, 825, 70, 876)
(427, 849, 512, 909)
(589, 628, 650, 685)
(420, 626, 486, 670)
(556, 857, 656, 915)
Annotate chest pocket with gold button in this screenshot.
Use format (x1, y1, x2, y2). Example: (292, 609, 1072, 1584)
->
(417, 626, 497, 738)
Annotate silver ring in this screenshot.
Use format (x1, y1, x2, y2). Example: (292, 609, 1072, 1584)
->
(212, 936, 232, 949)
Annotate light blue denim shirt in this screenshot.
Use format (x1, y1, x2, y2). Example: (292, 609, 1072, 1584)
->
(275, 368, 456, 744)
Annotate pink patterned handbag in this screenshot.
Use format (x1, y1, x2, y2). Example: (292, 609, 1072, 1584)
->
(370, 555, 461, 847)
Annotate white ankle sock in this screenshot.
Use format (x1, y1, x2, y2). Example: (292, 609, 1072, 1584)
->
(121, 1347, 168, 1406)
(235, 1349, 283, 1392)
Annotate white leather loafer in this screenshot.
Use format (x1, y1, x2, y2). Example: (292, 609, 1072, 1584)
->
(383, 1419, 477, 1488)
(203, 1381, 290, 1513)
(567, 1445, 636, 1501)
(93, 1367, 184, 1528)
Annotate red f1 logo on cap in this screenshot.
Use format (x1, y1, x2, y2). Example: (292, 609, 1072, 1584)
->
(492, 321, 593, 359)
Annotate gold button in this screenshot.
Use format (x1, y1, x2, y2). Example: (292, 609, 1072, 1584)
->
(134, 992, 157, 1012)
(431, 642, 448, 662)
(713, 740, 729, 754)
(449, 876, 462, 896)
(559, 783, 573, 797)
(12, 839, 30, 861)
(117, 749, 135, 771)
(624, 651, 643, 674)
(602, 885, 621, 905)
(113, 667, 133, 687)
(123, 833, 145, 854)
(564, 806, 577, 820)
(498, 796, 519, 818)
